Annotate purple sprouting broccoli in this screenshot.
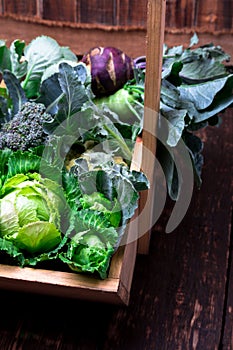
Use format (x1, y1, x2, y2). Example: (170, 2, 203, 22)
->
(0, 101, 53, 151)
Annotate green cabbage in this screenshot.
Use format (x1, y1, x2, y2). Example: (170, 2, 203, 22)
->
(0, 172, 66, 254)
(60, 233, 115, 279)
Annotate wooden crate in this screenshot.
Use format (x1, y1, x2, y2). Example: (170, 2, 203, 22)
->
(0, 0, 166, 305)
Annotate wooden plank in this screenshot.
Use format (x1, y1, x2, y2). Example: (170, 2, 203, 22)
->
(79, 0, 116, 26)
(221, 220, 233, 349)
(137, 0, 166, 254)
(0, 265, 120, 302)
(165, 0, 195, 28)
(196, 0, 219, 32)
(0, 1, 3, 15)
(3, 0, 37, 16)
(0, 241, 136, 305)
(220, 223, 233, 345)
(42, 0, 76, 22)
(118, 0, 147, 27)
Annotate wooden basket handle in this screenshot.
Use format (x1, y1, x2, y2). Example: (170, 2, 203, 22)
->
(138, 0, 166, 254)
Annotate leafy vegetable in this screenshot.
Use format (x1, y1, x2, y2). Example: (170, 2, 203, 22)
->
(21, 36, 77, 98)
(0, 101, 53, 151)
(0, 32, 232, 279)
(0, 35, 149, 279)
(0, 39, 12, 72)
(58, 150, 149, 278)
(1, 69, 27, 120)
(9, 39, 27, 79)
(0, 35, 77, 100)
(94, 82, 144, 125)
(38, 62, 91, 131)
(60, 234, 115, 279)
(0, 172, 66, 255)
(133, 34, 233, 200)
(69, 151, 148, 229)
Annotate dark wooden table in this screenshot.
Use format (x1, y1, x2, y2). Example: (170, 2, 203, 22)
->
(0, 107, 232, 350)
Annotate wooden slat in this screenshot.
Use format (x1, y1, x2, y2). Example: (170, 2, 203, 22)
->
(3, 0, 37, 16)
(42, 0, 76, 22)
(165, 0, 195, 28)
(220, 223, 233, 346)
(118, 0, 147, 27)
(0, 1, 3, 15)
(137, 0, 166, 254)
(0, 240, 136, 305)
(79, 0, 116, 26)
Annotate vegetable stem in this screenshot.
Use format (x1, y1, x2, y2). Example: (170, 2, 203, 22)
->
(21, 64, 34, 90)
(103, 123, 132, 161)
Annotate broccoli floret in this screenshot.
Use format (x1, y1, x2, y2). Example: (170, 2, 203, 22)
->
(0, 101, 53, 151)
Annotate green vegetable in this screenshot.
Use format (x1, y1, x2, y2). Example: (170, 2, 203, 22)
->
(0, 35, 77, 99)
(0, 69, 27, 120)
(0, 35, 149, 279)
(21, 35, 77, 98)
(134, 33, 233, 200)
(0, 101, 53, 151)
(2, 32, 231, 279)
(0, 172, 66, 254)
(58, 151, 149, 278)
(59, 201, 120, 279)
(60, 233, 115, 279)
(39, 62, 91, 131)
(94, 83, 144, 124)
(80, 192, 122, 228)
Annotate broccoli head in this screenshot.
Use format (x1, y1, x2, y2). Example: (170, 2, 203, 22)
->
(0, 101, 53, 151)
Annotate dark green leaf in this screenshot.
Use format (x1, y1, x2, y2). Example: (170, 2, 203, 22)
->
(3, 70, 27, 115)
(57, 62, 89, 119)
(6, 150, 41, 179)
(0, 40, 11, 72)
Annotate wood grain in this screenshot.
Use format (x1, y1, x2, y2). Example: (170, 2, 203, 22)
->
(138, 0, 166, 254)
(1, 0, 233, 33)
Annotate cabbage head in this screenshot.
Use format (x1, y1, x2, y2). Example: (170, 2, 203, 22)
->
(0, 172, 66, 254)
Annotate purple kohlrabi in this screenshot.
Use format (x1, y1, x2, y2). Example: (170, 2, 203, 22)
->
(81, 46, 135, 97)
